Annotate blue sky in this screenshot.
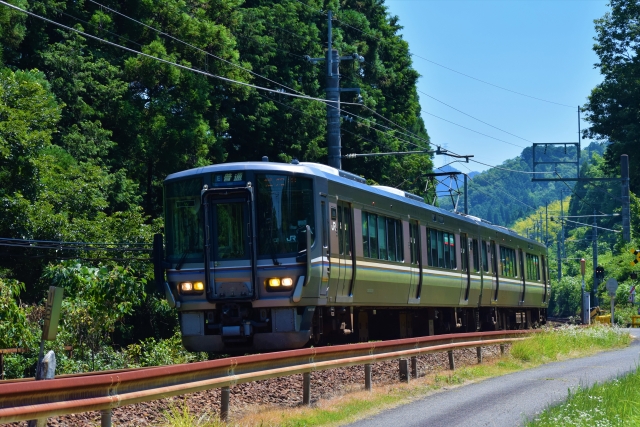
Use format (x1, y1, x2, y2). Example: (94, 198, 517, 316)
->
(382, 0, 610, 173)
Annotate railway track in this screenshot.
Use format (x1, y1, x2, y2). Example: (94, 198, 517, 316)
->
(0, 331, 530, 426)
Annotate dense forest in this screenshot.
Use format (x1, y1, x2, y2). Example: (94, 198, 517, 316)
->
(1, 0, 640, 379)
(0, 0, 433, 376)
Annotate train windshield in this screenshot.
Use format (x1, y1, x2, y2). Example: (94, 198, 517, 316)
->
(165, 177, 204, 264)
(256, 174, 315, 256)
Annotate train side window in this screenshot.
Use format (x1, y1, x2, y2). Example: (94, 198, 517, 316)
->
(437, 230, 445, 268)
(450, 233, 457, 269)
(500, 246, 516, 278)
(429, 229, 437, 267)
(526, 253, 540, 281)
(368, 213, 378, 258)
(387, 218, 396, 261)
(410, 223, 419, 265)
(378, 215, 387, 260)
(481, 241, 489, 272)
(362, 211, 369, 257)
(396, 220, 404, 262)
(472, 239, 480, 272)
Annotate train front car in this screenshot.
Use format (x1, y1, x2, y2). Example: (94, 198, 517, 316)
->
(162, 162, 324, 352)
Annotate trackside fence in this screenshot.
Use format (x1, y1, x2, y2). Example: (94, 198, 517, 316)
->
(0, 330, 531, 425)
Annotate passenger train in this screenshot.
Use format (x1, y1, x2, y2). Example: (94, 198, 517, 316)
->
(155, 159, 549, 352)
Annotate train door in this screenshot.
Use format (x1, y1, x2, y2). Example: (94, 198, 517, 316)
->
(407, 220, 422, 304)
(336, 201, 354, 302)
(490, 240, 500, 302)
(460, 233, 471, 303)
(202, 188, 254, 300)
(518, 248, 526, 304)
(541, 255, 548, 304)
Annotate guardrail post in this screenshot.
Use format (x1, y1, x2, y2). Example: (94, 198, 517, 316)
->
(364, 364, 372, 391)
(448, 350, 455, 370)
(302, 372, 311, 405)
(220, 386, 230, 421)
(476, 347, 482, 364)
(399, 358, 409, 383)
(500, 344, 505, 355)
(411, 356, 418, 378)
(101, 409, 112, 427)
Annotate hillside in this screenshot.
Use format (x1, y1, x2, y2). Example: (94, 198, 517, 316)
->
(459, 142, 607, 226)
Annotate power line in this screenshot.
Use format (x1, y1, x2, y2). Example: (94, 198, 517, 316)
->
(13, 1, 436, 155)
(419, 90, 534, 144)
(1, 1, 372, 111)
(87, 0, 306, 96)
(334, 13, 575, 109)
(554, 171, 606, 215)
(422, 111, 526, 148)
(469, 159, 548, 175)
(459, 163, 536, 211)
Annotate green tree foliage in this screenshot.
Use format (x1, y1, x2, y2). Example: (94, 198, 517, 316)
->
(465, 144, 605, 226)
(583, 0, 640, 194)
(0, 0, 435, 375)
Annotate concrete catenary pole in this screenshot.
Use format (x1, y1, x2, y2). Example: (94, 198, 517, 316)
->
(621, 154, 631, 242)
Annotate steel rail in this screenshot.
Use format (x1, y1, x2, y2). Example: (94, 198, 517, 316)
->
(0, 330, 531, 423)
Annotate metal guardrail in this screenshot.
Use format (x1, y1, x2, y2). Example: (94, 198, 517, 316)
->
(0, 330, 531, 425)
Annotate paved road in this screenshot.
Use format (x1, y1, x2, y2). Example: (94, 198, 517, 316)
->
(347, 329, 640, 427)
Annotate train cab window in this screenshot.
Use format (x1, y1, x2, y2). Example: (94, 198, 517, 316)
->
(481, 241, 489, 272)
(165, 177, 204, 264)
(526, 253, 540, 281)
(256, 175, 315, 256)
(472, 239, 480, 272)
(500, 246, 517, 278)
(427, 229, 456, 270)
(362, 211, 403, 262)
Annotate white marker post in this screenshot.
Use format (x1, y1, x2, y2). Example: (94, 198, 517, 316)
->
(605, 278, 618, 325)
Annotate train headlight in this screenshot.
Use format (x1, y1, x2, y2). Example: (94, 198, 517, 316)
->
(266, 277, 294, 291)
(268, 278, 281, 287)
(180, 282, 204, 294)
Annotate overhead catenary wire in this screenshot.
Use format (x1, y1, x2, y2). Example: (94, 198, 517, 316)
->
(87, 0, 307, 96)
(419, 91, 535, 144)
(0, 1, 373, 112)
(10, 0, 438, 154)
(458, 164, 537, 210)
(554, 171, 606, 216)
(422, 111, 526, 149)
(333, 12, 575, 109)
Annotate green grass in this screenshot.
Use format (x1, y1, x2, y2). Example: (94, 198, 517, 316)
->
(510, 324, 631, 364)
(527, 365, 640, 427)
(162, 325, 632, 427)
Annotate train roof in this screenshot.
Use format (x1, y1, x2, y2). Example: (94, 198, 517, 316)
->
(165, 161, 544, 249)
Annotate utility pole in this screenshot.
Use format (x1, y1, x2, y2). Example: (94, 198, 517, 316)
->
(557, 237, 562, 280)
(592, 209, 599, 308)
(305, 11, 363, 170)
(560, 191, 565, 259)
(621, 154, 631, 242)
(464, 174, 468, 215)
(545, 202, 548, 246)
